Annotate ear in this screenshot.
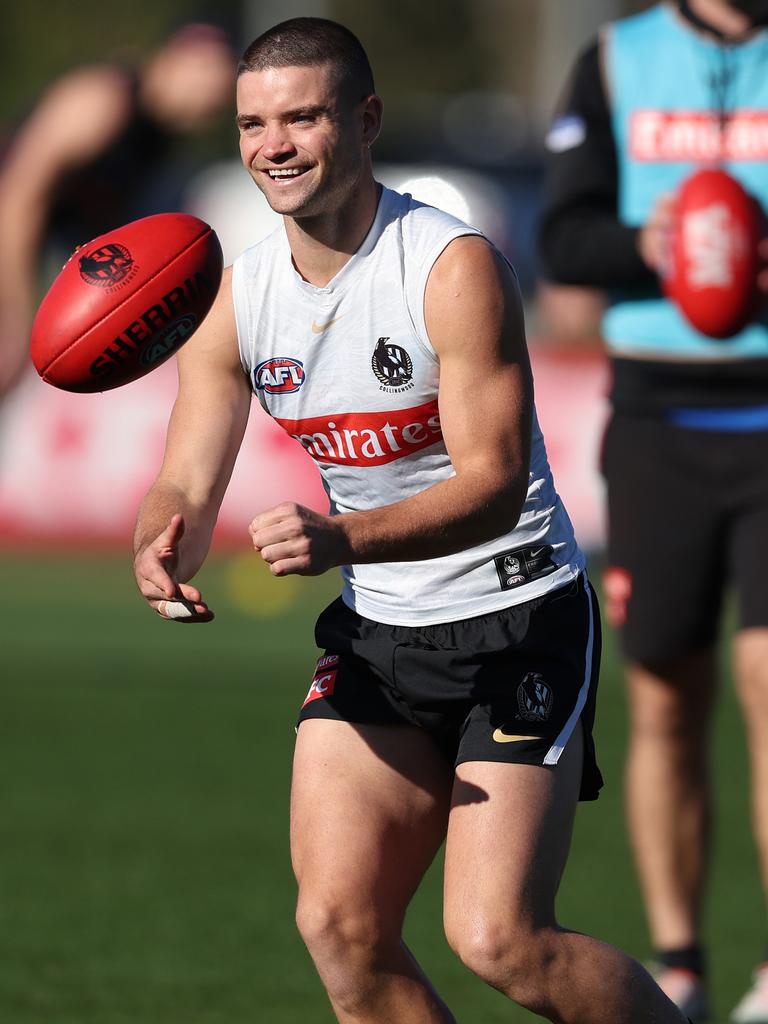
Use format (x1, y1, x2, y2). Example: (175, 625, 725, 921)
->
(361, 93, 383, 149)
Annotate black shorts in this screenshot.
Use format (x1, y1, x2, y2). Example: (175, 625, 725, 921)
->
(601, 412, 768, 663)
(297, 575, 603, 801)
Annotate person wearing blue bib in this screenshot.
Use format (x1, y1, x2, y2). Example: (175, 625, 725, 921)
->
(540, 2, 768, 1021)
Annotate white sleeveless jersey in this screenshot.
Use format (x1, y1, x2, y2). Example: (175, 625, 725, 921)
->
(232, 186, 584, 626)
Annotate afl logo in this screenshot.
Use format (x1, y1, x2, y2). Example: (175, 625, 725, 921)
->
(79, 243, 134, 287)
(372, 337, 413, 390)
(254, 357, 305, 395)
(139, 314, 198, 367)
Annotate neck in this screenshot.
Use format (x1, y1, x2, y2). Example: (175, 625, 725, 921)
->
(285, 176, 381, 288)
(683, 0, 756, 39)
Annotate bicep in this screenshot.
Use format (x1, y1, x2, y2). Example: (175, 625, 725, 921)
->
(425, 236, 533, 486)
(159, 268, 252, 509)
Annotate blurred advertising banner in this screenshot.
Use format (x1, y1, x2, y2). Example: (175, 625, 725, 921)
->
(0, 347, 608, 550)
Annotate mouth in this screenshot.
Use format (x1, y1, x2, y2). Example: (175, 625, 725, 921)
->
(263, 167, 310, 182)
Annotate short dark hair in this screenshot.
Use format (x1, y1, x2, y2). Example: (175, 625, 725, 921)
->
(237, 17, 375, 101)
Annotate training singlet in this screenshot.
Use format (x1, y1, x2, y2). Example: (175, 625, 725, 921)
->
(232, 186, 584, 626)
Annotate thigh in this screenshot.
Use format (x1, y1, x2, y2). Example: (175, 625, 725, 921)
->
(602, 414, 724, 662)
(291, 719, 453, 926)
(455, 576, 603, 803)
(444, 725, 583, 933)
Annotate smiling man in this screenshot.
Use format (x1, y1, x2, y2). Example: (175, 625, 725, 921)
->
(132, 17, 689, 1024)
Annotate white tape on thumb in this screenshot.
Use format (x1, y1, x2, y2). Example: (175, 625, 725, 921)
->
(158, 599, 196, 620)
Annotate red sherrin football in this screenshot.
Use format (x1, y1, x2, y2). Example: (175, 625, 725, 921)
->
(665, 168, 762, 339)
(30, 213, 223, 392)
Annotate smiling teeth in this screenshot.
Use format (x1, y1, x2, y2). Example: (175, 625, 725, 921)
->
(269, 168, 303, 177)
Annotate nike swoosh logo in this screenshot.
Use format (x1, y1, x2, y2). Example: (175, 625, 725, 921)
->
(492, 729, 541, 744)
(311, 316, 345, 334)
(529, 547, 547, 559)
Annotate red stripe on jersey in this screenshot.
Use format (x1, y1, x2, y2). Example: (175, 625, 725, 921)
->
(275, 399, 443, 467)
(630, 110, 768, 162)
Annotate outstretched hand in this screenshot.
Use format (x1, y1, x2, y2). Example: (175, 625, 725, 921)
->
(249, 502, 350, 577)
(133, 513, 214, 622)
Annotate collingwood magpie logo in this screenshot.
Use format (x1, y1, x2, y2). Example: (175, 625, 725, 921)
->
(371, 337, 414, 392)
(79, 243, 135, 288)
(493, 543, 555, 591)
(517, 672, 553, 723)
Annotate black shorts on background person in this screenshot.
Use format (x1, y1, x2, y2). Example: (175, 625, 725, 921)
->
(539, 2, 768, 1020)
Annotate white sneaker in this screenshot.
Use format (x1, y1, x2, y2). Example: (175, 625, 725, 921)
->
(732, 965, 768, 1024)
(650, 965, 710, 1022)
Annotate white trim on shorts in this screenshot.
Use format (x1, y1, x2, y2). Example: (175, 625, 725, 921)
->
(543, 578, 595, 766)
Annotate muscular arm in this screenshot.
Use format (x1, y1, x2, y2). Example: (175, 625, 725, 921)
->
(0, 67, 131, 395)
(133, 267, 251, 615)
(250, 235, 532, 575)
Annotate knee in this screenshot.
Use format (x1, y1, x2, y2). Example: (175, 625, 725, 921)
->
(296, 891, 400, 977)
(296, 894, 378, 962)
(295, 894, 400, 1011)
(445, 917, 555, 1009)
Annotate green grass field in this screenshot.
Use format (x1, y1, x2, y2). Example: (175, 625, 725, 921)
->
(0, 550, 763, 1022)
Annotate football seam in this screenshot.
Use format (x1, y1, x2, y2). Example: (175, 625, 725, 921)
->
(41, 226, 215, 377)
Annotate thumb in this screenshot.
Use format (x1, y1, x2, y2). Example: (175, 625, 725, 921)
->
(159, 513, 185, 549)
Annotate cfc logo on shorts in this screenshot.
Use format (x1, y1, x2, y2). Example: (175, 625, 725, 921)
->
(517, 672, 553, 723)
(302, 654, 339, 708)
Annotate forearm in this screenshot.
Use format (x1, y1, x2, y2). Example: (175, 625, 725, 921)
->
(0, 182, 49, 387)
(338, 465, 528, 565)
(0, 173, 50, 311)
(539, 212, 654, 287)
(133, 480, 218, 581)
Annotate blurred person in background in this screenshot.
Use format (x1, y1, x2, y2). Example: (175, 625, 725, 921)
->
(0, 19, 235, 399)
(539, 2, 768, 1021)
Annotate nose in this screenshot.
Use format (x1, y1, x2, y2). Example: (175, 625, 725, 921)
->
(261, 124, 296, 162)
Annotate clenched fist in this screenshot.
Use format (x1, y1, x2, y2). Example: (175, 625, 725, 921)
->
(249, 502, 351, 577)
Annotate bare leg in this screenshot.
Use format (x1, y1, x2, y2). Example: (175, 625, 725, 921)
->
(625, 651, 717, 949)
(443, 727, 687, 1022)
(290, 719, 457, 1023)
(734, 628, 768, 911)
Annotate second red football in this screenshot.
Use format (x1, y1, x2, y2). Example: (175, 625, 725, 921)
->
(665, 168, 762, 339)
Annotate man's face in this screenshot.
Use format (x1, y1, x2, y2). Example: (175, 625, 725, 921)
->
(236, 63, 369, 219)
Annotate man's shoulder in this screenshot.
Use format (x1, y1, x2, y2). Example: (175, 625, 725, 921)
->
(569, 1, 666, 70)
(607, 2, 673, 48)
(610, 1, 668, 32)
(381, 186, 482, 257)
(384, 185, 470, 228)
(234, 223, 286, 272)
